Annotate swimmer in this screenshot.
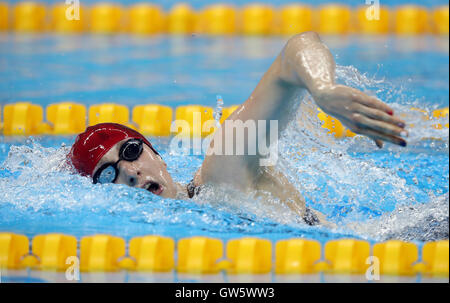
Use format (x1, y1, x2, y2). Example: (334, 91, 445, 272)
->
(69, 32, 408, 225)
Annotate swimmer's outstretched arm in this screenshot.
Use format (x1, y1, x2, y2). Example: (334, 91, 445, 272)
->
(278, 32, 408, 148)
(197, 31, 408, 189)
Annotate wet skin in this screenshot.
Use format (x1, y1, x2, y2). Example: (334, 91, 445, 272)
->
(91, 32, 408, 220)
(93, 138, 183, 199)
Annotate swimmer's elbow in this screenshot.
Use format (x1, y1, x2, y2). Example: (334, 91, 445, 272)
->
(279, 32, 322, 86)
(285, 31, 321, 50)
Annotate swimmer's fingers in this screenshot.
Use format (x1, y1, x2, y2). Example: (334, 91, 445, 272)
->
(352, 113, 408, 139)
(346, 86, 394, 115)
(354, 104, 406, 128)
(354, 122, 407, 147)
(374, 139, 384, 149)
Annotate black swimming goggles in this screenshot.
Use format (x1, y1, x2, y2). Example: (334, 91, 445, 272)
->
(93, 138, 144, 184)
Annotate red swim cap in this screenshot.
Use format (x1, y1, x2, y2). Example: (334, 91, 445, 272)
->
(69, 123, 158, 177)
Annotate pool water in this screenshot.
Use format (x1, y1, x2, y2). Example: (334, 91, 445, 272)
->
(0, 34, 448, 248)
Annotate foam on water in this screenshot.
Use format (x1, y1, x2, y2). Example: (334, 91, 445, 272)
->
(275, 64, 448, 241)
(351, 193, 449, 242)
(0, 138, 341, 241)
(0, 65, 448, 243)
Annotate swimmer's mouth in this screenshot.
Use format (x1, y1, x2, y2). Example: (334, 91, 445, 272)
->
(145, 181, 163, 196)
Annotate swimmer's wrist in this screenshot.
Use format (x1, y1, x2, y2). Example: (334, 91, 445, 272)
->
(309, 83, 336, 100)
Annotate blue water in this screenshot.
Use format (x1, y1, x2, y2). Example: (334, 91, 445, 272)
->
(0, 34, 449, 246)
(1, 36, 448, 108)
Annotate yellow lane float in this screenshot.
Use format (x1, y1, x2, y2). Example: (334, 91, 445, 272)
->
(31, 234, 77, 271)
(198, 4, 236, 35)
(175, 105, 214, 137)
(167, 3, 196, 34)
(0, 233, 29, 269)
(127, 3, 165, 35)
(279, 4, 313, 36)
(275, 238, 321, 274)
(317, 108, 356, 138)
(3, 103, 445, 138)
(13, 1, 46, 32)
(3, 102, 45, 135)
(432, 5, 449, 35)
(50, 3, 86, 33)
(132, 104, 173, 136)
(0, 2, 8, 30)
(317, 4, 352, 35)
(80, 235, 125, 272)
(46, 102, 86, 135)
(3, 3, 448, 36)
(1, 233, 448, 277)
(226, 237, 272, 274)
(90, 3, 123, 34)
(432, 107, 449, 129)
(178, 237, 223, 273)
(241, 4, 275, 35)
(355, 6, 390, 34)
(395, 5, 429, 35)
(88, 103, 133, 129)
(421, 240, 449, 276)
(124, 235, 175, 271)
(373, 240, 418, 276)
(322, 239, 371, 274)
(220, 105, 240, 124)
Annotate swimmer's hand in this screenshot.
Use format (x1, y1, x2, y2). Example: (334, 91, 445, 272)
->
(312, 84, 408, 148)
(278, 32, 407, 148)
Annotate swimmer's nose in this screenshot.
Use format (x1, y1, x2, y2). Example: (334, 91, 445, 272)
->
(121, 169, 140, 187)
(117, 161, 141, 187)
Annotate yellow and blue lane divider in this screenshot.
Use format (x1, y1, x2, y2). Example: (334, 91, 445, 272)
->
(0, 233, 448, 276)
(0, 102, 448, 138)
(0, 2, 448, 35)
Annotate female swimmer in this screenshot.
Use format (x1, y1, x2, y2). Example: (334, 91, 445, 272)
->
(69, 32, 408, 225)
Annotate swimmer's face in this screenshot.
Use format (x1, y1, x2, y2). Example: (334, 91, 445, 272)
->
(93, 139, 178, 198)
